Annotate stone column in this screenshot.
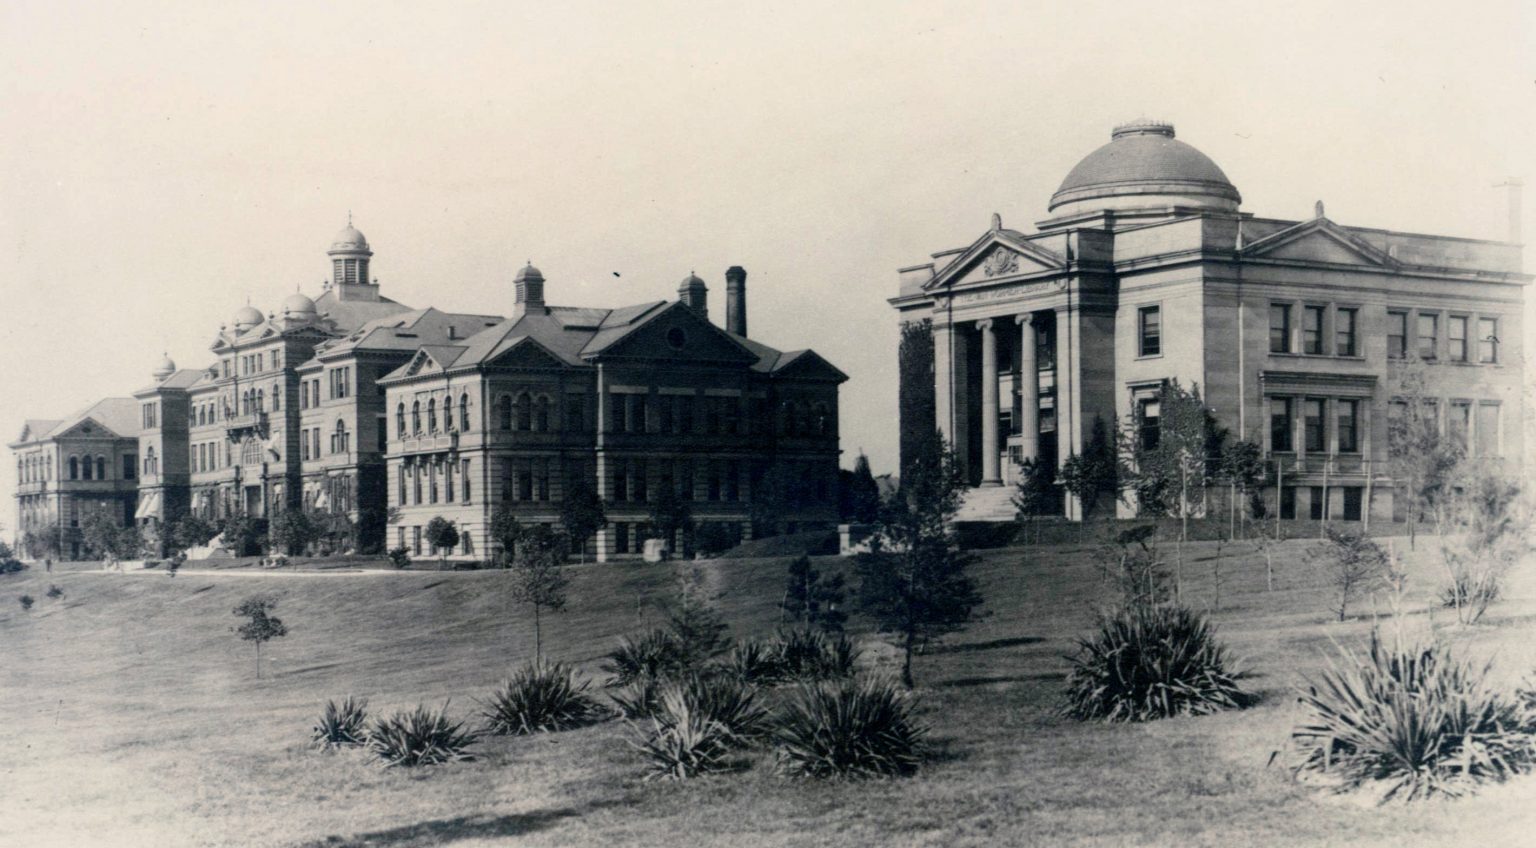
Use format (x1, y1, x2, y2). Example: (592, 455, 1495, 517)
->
(978, 319, 1001, 486)
(1017, 314, 1039, 461)
(932, 322, 954, 447)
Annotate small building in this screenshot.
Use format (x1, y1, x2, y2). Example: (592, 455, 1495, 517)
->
(9, 399, 141, 559)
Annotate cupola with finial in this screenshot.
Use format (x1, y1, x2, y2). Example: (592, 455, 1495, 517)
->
(152, 353, 177, 382)
(678, 271, 708, 319)
(514, 261, 545, 317)
(327, 214, 380, 302)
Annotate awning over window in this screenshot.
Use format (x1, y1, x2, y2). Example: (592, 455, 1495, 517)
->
(134, 490, 162, 520)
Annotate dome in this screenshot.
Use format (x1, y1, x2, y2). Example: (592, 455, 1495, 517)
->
(514, 262, 544, 283)
(282, 292, 317, 316)
(1048, 121, 1240, 216)
(678, 272, 706, 291)
(233, 305, 264, 330)
(152, 353, 176, 381)
(328, 223, 371, 254)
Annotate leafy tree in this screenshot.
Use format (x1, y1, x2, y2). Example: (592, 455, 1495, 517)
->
(424, 517, 460, 570)
(507, 524, 569, 659)
(1310, 527, 1387, 621)
(669, 567, 732, 666)
(1058, 416, 1122, 519)
(232, 594, 288, 679)
(559, 478, 606, 563)
(648, 485, 694, 556)
(781, 555, 847, 632)
(1437, 471, 1525, 625)
(22, 523, 61, 561)
(387, 547, 412, 569)
(170, 515, 217, 553)
(857, 431, 982, 688)
(1012, 456, 1057, 546)
(839, 452, 881, 524)
(269, 508, 321, 556)
(218, 515, 267, 557)
(490, 503, 524, 563)
(1217, 438, 1265, 540)
(1097, 524, 1166, 606)
(1388, 363, 1464, 549)
(898, 318, 937, 477)
(750, 463, 796, 539)
(81, 512, 140, 562)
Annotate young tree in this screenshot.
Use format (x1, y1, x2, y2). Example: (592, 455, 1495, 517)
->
(1438, 471, 1524, 625)
(22, 523, 62, 561)
(507, 524, 569, 659)
(559, 478, 606, 563)
(1012, 456, 1056, 547)
(897, 318, 937, 477)
(170, 515, 217, 553)
(1217, 438, 1265, 541)
(1310, 527, 1387, 622)
(489, 503, 524, 564)
(670, 566, 732, 666)
(1251, 521, 1282, 592)
(1387, 363, 1463, 549)
(856, 431, 982, 688)
(269, 508, 321, 556)
(839, 452, 881, 524)
(1097, 524, 1166, 606)
(424, 517, 460, 570)
(1058, 416, 1121, 520)
(781, 554, 848, 632)
(232, 594, 288, 679)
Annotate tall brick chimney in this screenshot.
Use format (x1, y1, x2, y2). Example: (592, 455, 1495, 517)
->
(725, 266, 747, 337)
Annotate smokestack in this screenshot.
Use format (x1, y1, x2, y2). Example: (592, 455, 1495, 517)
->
(725, 266, 747, 337)
(678, 272, 708, 318)
(1496, 178, 1523, 245)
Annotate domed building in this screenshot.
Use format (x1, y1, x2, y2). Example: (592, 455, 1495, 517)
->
(892, 122, 1528, 524)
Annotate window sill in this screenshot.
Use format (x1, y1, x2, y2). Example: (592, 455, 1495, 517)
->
(1135, 352, 1163, 361)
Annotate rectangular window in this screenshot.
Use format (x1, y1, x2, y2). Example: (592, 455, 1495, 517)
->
(536, 459, 550, 501)
(1270, 397, 1293, 452)
(1448, 316, 1468, 362)
(1387, 311, 1407, 360)
(1303, 398, 1325, 453)
(1310, 486, 1326, 521)
(678, 460, 694, 501)
(1449, 401, 1472, 450)
(632, 460, 647, 502)
(1417, 313, 1438, 360)
(1137, 306, 1161, 357)
(615, 523, 629, 555)
(565, 395, 585, 432)
(1342, 487, 1362, 522)
(1280, 486, 1296, 520)
(1302, 305, 1324, 355)
(301, 435, 310, 461)
(1475, 403, 1500, 456)
(658, 396, 674, 433)
(1335, 308, 1357, 356)
(462, 459, 472, 502)
(1478, 317, 1498, 363)
(123, 455, 135, 480)
(412, 526, 422, 556)
(613, 463, 627, 502)
(1269, 304, 1291, 353)
(1337, 399, 1358, 453)
(1137, 397, 1160, 451)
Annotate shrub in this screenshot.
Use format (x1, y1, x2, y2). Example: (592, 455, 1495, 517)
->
(45, 585, 63, 600)
(367, 703, 478, 767)
(726, 640, 788, 686)
(1292, 631, 1536, 801)
(603, 628, 689, 686)
(777, 629, 859, 681)
(386, 547, 411, 569)
(629, 675, 769, 779)
(1, 559, 27, 575)
(312, 696, 370, 751)
(19, 594, 35, 611)
(773, 677, 927, 779)
(481, 661, 603, 735)
(611, 676, 666, 720)
(1441, 575, 1500, 613)
(1063, 603, 1256, 722)
(662, 674, 770, 743)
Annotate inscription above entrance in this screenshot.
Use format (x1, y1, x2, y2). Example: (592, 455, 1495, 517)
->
(951, 279, 1062, 306)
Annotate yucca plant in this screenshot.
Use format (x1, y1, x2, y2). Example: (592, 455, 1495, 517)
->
(610, 676, 666, 720)
(726, 639, 788, 686)
(773, 677, 927, 779)
(630, 689, 737, 781)
(367, 702, 479, 768)
(1292, 631, 1536, 801)
(311, 696, 370, 751)
(1063, 602, 1256, 722)
(603, 628, 689, 686)
(481, 661, 603, 735)
(777, 629, 860, 681)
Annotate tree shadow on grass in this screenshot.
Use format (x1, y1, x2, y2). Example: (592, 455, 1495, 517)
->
(302, 806, 582, 848)
(930, 636, 1046, 655)
(936, 670, 1066, 689)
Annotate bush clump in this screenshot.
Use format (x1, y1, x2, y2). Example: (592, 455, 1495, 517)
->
(629, 674, 769, 779)
(1063, 603, 1256, 722)
(367, 703, 479, 767)
(603, 628, 690, 686)
(1292, 631, 1536, 801)
(773, 677, 928, 779)
(725, 640, 788, 686)
(481, 661, 603, 735)
(776, 629, 860, 681)
(312, 696, 370, 751)
(45, 585, 64, 600)
(19, 594, 35, 610)
(386, 547, 411, 569)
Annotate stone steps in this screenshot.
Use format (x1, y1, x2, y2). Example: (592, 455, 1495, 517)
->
(953, 485, 1018, 522)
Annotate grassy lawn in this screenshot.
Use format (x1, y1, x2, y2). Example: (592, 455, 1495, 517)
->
(2, 534, 1534, 847)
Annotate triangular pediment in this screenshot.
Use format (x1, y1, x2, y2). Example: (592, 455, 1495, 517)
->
(1242, 218, 1397, 268)
(923, 231, 1066, 291)
(52, 417, 120, 441)
(402, 349, 441, 377)
(590, 302, 759, 365)
(486, 338, 567, 370)
(772, 350, 848, 383)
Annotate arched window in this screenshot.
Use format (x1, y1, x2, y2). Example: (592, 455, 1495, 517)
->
(270, 383, 279, 411)
(255, 389, 265, 413)
(95, 456, 106, 480)
(77, 455, 89, 480)
(411, 401, 421, 435)
(515, 393, 533, 431)
(460, 394, 471, 431)
(427, 398, 437, 432)
(534, 396, 550, 432)
(498, 395, 513, 430)
(396, 404, 407, 439)
(333, 419, 349, 454)
(144, 447, 156, 475)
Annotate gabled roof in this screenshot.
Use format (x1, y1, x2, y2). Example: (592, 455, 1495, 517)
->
(1240, 216, 1400, 269)
(16, 419, 63, 444)
(26, 398, 143, 443)
(311, 306, 505, 361)
(133, 368, 206, 396)
(312, 289, 416, 333)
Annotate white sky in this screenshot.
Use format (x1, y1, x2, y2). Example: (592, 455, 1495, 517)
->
(2, 0, 1532, 532)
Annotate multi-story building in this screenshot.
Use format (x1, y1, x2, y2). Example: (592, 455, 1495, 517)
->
(14, 221, 846, 561)
(8, 399, 141, 559)
(382, 263, 847, 562)
(891, 121, 1527, 522)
